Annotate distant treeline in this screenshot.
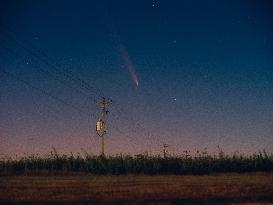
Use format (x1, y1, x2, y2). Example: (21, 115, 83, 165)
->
(1, 150, 273, 175)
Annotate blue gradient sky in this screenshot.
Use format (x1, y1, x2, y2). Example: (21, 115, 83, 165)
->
(1, 0, 273, 157)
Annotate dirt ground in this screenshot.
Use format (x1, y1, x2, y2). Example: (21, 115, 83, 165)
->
(0, 173, 273, 205)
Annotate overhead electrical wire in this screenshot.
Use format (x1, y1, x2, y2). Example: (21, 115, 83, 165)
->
(1, 68, 98, 145)
(0, 25, 103, 98)
(0, 69, 91, 117)
(0, 41, 98, 105)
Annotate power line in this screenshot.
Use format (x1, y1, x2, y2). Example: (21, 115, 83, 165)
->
(1, 69, 93, 118)
(0, 25, 103, 98)
(0, 39, 99, 106)
(1, 69, 98, 150)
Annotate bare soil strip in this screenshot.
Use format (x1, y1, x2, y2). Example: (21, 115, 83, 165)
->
(0, 173, 273, 205)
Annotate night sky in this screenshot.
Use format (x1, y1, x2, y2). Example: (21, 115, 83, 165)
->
(1, 0, 273, 157)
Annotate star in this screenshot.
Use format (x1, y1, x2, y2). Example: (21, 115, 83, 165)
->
(152, 2, 158, 8)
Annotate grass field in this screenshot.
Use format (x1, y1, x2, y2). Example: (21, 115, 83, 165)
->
(1, 173, 273, 205)
(1, 151, 272, 175)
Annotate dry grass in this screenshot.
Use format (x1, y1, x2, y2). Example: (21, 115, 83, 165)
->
(2, 151, 272, 175)
(0, 173, 273, 205)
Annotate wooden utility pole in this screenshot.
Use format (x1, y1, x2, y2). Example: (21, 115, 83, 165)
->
(163, 144, 169, 159)
(96, 97, 112, 156)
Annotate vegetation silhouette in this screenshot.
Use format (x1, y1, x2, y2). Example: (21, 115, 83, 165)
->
(1, 149, 272, 175)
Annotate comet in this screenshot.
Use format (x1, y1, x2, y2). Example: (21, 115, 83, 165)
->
(101, 7, 139, 87)
(110, 26, 139, 87)
(116, 42, 139, 87)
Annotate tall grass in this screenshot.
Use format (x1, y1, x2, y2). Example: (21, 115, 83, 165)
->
(1, 150, 272, 175)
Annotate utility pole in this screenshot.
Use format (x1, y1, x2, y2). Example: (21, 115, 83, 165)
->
(96, 97, 112, 157)
(163, 144, 169, 159)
